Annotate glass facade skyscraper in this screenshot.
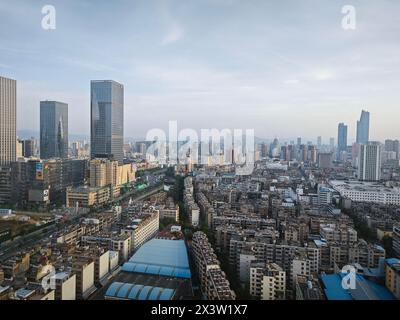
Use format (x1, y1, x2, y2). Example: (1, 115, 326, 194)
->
(90, 80, 124, 164)
(337, 122, 348, 156)
(40, 101, 68, 159)
(356, 110, 370, 144)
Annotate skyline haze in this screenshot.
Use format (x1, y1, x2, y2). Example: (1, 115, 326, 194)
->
(0, 0, 399, 142)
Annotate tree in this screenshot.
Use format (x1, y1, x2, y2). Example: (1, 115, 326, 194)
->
(159, 217, 177, 230)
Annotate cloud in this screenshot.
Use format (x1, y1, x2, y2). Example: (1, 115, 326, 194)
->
(161, 22, 184, 45)
(284, 79, 300, 85)
(58, 56, 117, 72)
(312, 70, 335, 81)
(2, 0, 400, 141)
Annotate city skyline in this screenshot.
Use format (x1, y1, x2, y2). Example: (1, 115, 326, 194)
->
(2, 0, 400, 306)
(0, 0, 399, 141)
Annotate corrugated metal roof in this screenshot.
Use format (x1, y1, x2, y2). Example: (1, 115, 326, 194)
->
(127, 284, 143, 300)
(117, 283, 134, 298)
(121, 239, 191, 279)
(138, 286, 153, 300)
(320, 273, 396, 300)
(105, 282, 175, 300)
(159, 288, 174, 300)
(148, 287, 162, 300)
(105, 282, 124, 297)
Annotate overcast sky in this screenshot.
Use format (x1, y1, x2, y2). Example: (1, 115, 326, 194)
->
(1, 0, 399, 143)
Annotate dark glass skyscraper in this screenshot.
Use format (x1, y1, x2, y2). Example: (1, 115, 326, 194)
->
(90, 80, 124, 164)
(337, 122, 348, 155)
(40, 101, 68, 159)
(356, 110, 370, 144)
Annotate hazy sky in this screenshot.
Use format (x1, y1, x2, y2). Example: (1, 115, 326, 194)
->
(1, 0, 399, 142)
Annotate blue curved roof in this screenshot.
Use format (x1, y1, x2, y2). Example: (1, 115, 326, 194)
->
(127, 284, 143, 299)
(320, 273, 396, 300)
(117, 283, 134, 298)
(159, 288, 174, 300)
(122, 239, 191, 279)
(148, 287, 162, 300)
(105, 282, 124, 297)
(105, 282, 175, 300)
(138, 286, 153, 300)
(122, 262, 136, 272)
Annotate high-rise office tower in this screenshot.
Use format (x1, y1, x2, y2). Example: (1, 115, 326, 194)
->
(89, 158, 119, 188)
(308, 145, 317, 163)
(299, 145, 307, 162)
(385, 139, 399, 159)
(318, 153, 333, 169)
(22, 138, 37, 157)
(297, 137, 301, 147)
(317, 136, 322, 148)
(358, 142, 381, 181)
(40, 101, 68, 159)
(337, 123, 348, 155)
(260, 142, 268, 158)
(280, 145, 291, 161)
(0, 76, 17, 166)
(329, 137, 335, 152)
(356, 110, 370, 144)
(269, 138, 279, 158)
(90, 80, 124, 164)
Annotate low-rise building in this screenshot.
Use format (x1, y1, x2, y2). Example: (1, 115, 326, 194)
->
(320, 223, 357, 245)
(66, 186, 110, 207)
(158, 197, 180, 222)
(122, 211, 159, 252)
(330, 180, 400, 205)
(385, 258, 400, 300)
(295, 275, 325, 300)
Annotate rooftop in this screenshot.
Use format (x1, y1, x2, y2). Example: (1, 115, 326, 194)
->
(330, 180, 400, 194)
(104, 282, 175, 300)
(121, 239, 191, 279)
(91, 267, 193, 300)
(386, 258, 400, 272)
(320, 273, 396, 300)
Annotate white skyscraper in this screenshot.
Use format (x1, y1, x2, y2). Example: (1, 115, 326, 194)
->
(358, 142, 381, 181)
(0, 76, 16, 166)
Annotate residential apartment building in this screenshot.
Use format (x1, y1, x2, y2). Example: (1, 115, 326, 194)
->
(121, 211, 159, 252)
(250, 262, 286, 300)
(192, 232, 236, 300)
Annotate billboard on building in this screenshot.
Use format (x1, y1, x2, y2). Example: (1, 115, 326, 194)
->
(36, 163, 44, 180)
